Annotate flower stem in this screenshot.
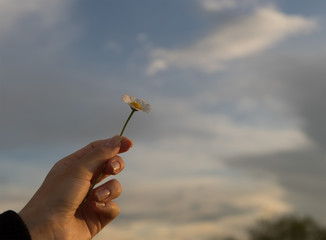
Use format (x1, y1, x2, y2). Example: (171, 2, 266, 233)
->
(81, 166, 107, 206)
(81, 109, 136, 206)
(120, 109, 136, 136)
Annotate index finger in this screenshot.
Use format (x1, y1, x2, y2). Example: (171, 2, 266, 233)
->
(65, 136, 132, 162)
(50, 136, 132, 176)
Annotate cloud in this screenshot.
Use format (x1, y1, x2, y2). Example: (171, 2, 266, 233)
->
(0, 74, 127, 151)
(199, 0, 258, 12)
(228, 147, 326, 223)
(0, 0, 72, 43)
(278, 57, 326, 149)
(118, 177, 291, 223)
(200, 0, 238, 12)
(231, 52, 326, 149)
(147, 7, 317, 75)
(214, 45, 326, 224)
(93, 177, 291, 240)
(141, 24, 326, 233)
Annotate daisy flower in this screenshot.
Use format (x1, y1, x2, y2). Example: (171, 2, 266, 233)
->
(121, 94, 152, 113)
(120, 94, 152, 136)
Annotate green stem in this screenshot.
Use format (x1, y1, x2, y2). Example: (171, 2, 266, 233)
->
(81, 109, 136, 206)
(120, 109, 136, 136)
(81, 165, 107, 206)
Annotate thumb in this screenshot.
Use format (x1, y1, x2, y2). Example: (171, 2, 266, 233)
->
(80, 135, 122, 174)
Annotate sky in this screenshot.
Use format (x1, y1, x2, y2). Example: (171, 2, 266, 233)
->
(1, 0, 326, 239)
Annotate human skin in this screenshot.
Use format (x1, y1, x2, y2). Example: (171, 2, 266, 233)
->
(19, 135, 133, 240)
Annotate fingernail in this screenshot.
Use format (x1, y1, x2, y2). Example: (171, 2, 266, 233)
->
(95, 201, 106, 208)
(95, 188, 111, 202)
(111, 160, 121, 173)
(105, 135, 121, 148)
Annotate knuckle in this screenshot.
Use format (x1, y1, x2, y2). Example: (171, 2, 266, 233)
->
(109, 179, 122, 197)
(89, 139, 104, 150)
(115, 205, 121, 217)
(112, 155, 122, 161)
(111, 179, 122, 189)
(92, 146, 107, 158)
(108, 202, 120, 218)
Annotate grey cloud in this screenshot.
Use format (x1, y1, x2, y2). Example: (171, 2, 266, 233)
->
(221, 51, 326, 223)
(0, 24, 152, 151)
(277, 57, 326, 148)
(201, 50, 326, 149)
(118, 189, 245, 224)
(0, 59, 128, 151)
(228, 147, 326, 222)
(248, 53, 326, 149)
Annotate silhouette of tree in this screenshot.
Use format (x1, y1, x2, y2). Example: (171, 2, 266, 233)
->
(248, 215, 326, 240)
(209, 215, 326, 240)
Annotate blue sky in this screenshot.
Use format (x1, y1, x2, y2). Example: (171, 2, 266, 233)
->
(1, 1, 326, 239)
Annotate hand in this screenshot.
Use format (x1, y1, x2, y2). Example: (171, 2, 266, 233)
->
(19, 135, 133, 240)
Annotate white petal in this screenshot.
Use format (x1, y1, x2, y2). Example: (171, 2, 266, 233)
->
(122, 94, 132, 103)
(129, 95, 136, 102)
(136, 98, 145, 105)
(142, 103, 152, 113)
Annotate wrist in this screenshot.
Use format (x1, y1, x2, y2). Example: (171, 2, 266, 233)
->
(19, 208, 56, 240)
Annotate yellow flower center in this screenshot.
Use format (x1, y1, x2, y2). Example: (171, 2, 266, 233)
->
(130, 102, 142, 110)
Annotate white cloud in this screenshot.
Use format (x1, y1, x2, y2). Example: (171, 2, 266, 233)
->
(200, 0, 238, 12)
(147, 7, 317, 75)
(199, 0, 260, 12)
(0, 0, 73, 43)
(94, 177, 291, 240)
(122, 97, 311, 182)
(212, 117, 311, 157)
